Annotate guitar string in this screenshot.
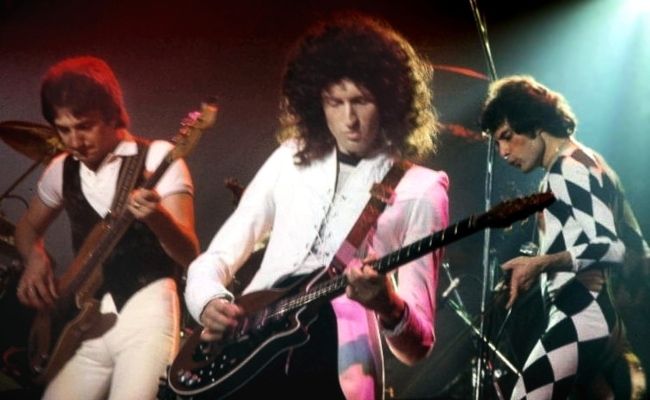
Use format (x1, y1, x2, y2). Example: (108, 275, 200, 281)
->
(250, 197, 477, 327)
(259, 223, 450, 324)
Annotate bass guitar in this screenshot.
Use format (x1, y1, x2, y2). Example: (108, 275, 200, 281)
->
(168, 191, 556, 398)
(28, 100, 218, 384)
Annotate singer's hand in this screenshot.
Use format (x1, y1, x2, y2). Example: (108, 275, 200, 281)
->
(501, 251, 572, 308)
(501, 256, 544, 309)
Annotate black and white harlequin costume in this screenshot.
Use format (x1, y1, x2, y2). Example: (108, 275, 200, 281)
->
(510, 141, 645, 399)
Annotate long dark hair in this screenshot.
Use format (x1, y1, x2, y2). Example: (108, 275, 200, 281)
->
(278, 13, 438, 165)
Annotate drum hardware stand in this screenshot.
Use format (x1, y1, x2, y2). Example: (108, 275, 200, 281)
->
(0, 158, 42, 209)
(0, 161, 39, 293)
(440, 261, 520, 400)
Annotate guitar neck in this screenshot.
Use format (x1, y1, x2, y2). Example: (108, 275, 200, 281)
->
(141, 154, 174, 190)
(62, 151, 175, 299)
(281, 213, 487, 312)
(373, 214, 485, 274)
(247, 192, 552, 345)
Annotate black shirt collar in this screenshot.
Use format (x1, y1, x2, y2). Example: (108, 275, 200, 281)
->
(337, 149, 362, 166)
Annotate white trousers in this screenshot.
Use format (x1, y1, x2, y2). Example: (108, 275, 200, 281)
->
(43, 278, 180, 400)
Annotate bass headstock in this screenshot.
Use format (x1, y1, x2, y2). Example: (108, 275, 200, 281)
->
(169, 98, 219, 161)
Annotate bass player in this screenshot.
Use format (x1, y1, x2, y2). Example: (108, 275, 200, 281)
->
(15, 56, 199, 399)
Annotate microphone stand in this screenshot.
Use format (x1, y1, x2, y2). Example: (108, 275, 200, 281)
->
(466, 0, 502, 398)
(440, 262, 520, 400)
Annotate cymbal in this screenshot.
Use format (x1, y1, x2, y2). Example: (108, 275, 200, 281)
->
(0, 120, 64, 163)
(432, 64, 489, 81)
(440, 123, 486, 143)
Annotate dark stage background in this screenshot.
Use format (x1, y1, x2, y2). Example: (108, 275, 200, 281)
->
(1, 0, 648, 398)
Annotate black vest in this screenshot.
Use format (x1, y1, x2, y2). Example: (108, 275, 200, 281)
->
(62, 146, 179, 310)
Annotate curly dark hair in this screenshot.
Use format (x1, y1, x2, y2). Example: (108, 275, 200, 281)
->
(278, 13, 438, 165)
(41, 56, 129, 128)
(480, 75, 577, 138)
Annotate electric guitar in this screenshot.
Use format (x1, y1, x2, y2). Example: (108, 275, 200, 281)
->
(168, 191, 556, 398)
(28, 100, 218, 384)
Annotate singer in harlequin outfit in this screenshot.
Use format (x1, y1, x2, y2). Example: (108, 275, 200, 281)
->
(481, 75, 647, 399)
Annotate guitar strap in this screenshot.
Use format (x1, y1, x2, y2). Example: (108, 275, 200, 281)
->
(327, 159, 412, 275)
(109, 141, 149, 215)
(70, 141, 149, 303)
(282, 159, 412, 383)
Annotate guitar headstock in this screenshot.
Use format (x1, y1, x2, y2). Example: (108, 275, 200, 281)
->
(483, 192, 556, 228)
(170, 99, 219, 161)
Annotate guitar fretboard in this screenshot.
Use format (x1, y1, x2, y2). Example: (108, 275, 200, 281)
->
(265, 214, 485, 320)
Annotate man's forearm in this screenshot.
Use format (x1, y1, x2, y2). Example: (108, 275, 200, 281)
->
(539, 251, 573, 273)
(146, 207, 199, 267)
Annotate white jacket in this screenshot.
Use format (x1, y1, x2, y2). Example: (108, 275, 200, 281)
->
(186, 141, 449, 399)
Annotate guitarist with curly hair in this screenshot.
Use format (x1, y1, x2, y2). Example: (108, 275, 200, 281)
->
(184, 14, 449, 400)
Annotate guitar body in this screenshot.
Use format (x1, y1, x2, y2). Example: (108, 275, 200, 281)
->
(168, 269, 330, 398)
(27, 221, 112, 383)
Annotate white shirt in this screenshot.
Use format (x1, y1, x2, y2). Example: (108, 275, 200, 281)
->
(38, 139, 193, 214)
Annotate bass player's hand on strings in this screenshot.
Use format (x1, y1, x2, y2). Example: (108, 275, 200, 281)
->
(14, 196, 60, 309)
(16, 248, 57, 309)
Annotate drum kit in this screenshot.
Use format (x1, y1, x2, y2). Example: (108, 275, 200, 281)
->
(0, 120, 63, 392)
